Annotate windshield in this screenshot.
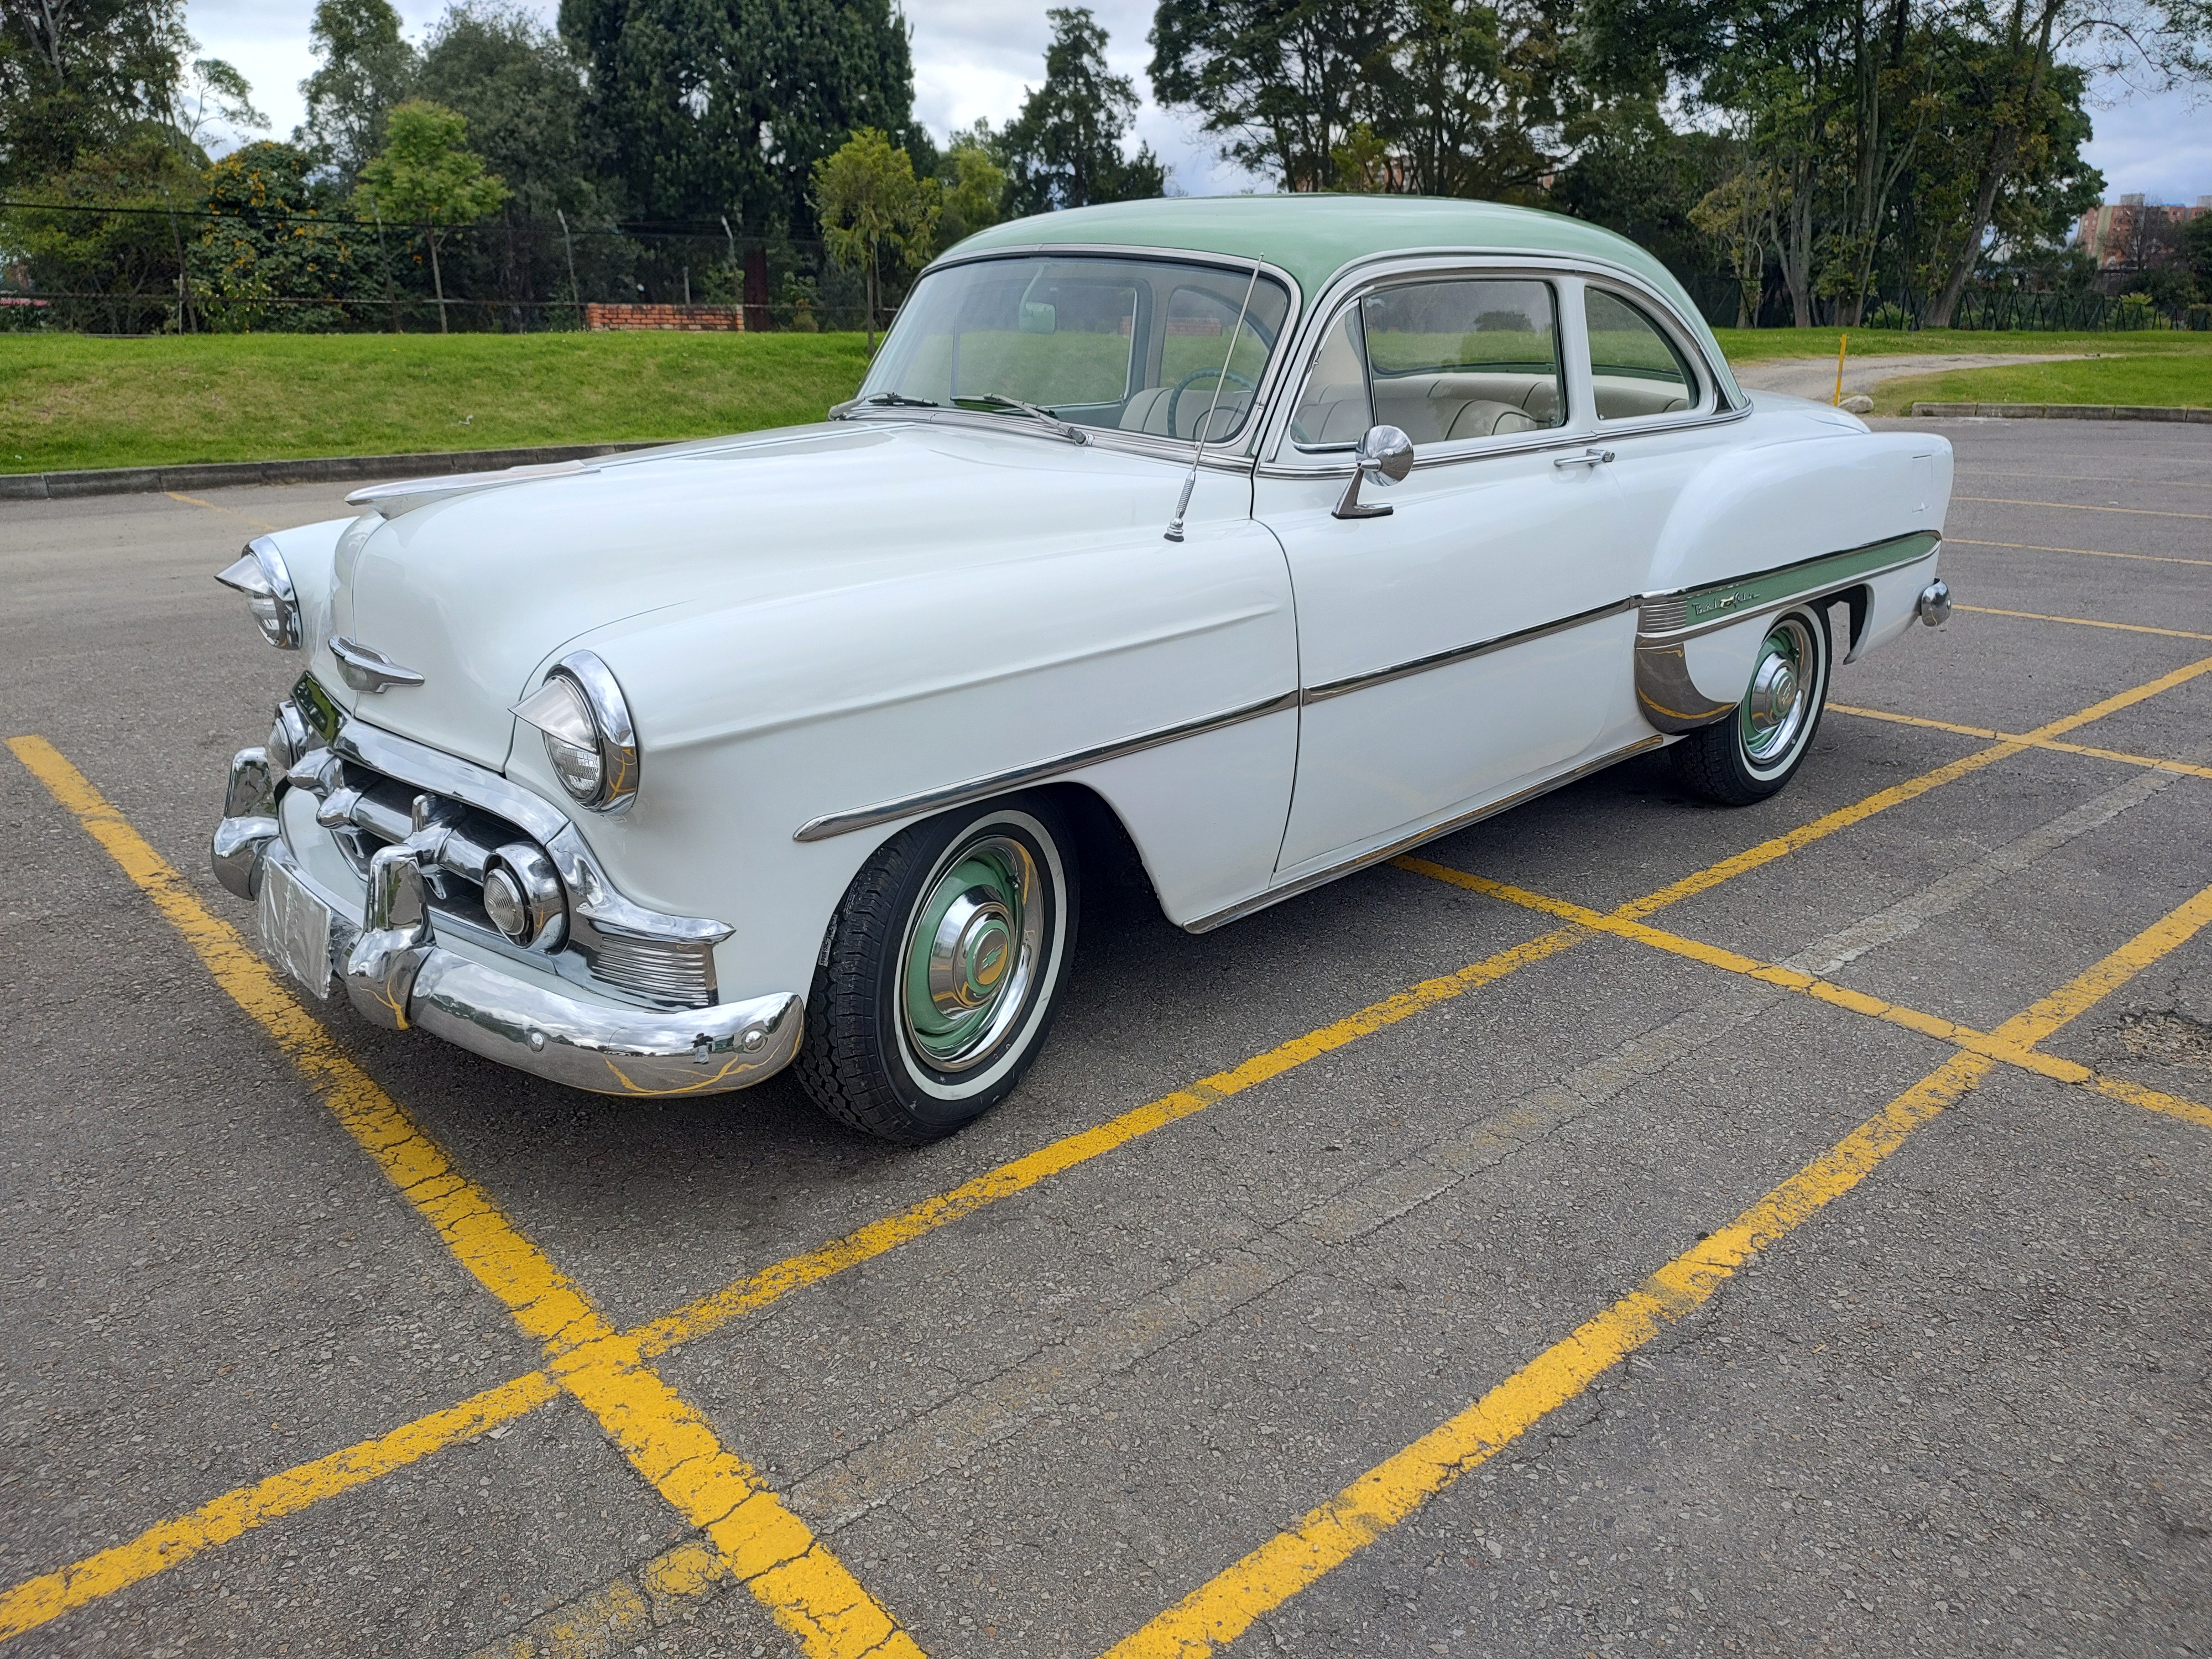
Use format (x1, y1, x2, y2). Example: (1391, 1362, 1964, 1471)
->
(854, 254, 1292, 444)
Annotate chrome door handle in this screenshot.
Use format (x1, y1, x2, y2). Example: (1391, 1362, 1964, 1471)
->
(1553, 447, 1617, 469)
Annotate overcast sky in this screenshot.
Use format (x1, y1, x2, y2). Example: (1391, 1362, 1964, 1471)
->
(184, 0, 2207, 207)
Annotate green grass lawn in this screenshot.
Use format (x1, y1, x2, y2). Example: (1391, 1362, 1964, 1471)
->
(6, 324, 2208, 475)
(1866, 351, 2212, 414)
(0, 331, 874, 474)
(1708, 326, 2212, 363)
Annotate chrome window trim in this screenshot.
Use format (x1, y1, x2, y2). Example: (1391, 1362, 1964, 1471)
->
(1260, 253, 1745, 469)
(841, 244, 1306, 463)
(1580, 276, 1723, 429)
(1291, 267, 1574, 463)
(1186, 734, 1668, 934)
(1302, 597, 1640, 705)
(1256, 422, 1640, 479)
(792, 688, 1300, 843)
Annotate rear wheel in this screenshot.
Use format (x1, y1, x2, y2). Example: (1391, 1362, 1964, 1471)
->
(1671, 604, 1832, 806)
(795, 795, 1078, 1143)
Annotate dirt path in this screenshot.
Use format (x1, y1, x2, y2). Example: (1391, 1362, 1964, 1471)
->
(1730, 351, 2091, 401)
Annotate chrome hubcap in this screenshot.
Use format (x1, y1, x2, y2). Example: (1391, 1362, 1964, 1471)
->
(1740, 616, 1815, 765)
(901, 834, 1042, 1072)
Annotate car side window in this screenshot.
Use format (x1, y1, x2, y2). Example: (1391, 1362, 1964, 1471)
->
(1358, 279, 1565, 446)
(1585, 289, 1698, 420)
(1287, 308, 1374, 448)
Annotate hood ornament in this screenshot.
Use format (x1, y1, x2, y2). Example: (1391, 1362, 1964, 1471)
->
(329, 635, 426, 695)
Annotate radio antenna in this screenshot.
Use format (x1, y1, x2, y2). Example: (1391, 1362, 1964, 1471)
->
(1164, 252, 1265, 544)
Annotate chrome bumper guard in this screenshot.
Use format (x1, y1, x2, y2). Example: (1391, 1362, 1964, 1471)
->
(213, 750, 802, 1098)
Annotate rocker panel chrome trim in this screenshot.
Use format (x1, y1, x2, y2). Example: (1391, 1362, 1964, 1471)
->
(1186, 735, 1667, 933)
(793, 688, 1302, 842)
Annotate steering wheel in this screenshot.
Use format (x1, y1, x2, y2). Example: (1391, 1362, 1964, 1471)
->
(1167, 366, 1258, 440)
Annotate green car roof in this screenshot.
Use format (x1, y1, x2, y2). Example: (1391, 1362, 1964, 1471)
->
(946, 194, 1735, 392)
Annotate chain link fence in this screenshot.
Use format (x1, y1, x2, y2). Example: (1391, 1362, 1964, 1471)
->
(6, 199, 2206, 336)
(0, 200, 881, 335)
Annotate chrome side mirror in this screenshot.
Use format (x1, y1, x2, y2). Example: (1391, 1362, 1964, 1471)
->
(1333, 424, 1414, 520)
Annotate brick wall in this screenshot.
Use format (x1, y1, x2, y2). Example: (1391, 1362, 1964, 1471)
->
(584, 303, 745, 332)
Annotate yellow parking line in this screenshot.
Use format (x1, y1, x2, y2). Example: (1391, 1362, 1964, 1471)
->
(1945, 536, 2212, 569)
(0, 1373, 555, 1641)
(1402, 862, 2212, 1128)
(1955, 469, 2212, 492)
(1099, 881, 2212, 1658)
(165, 491, 281, 533)
(1955, 496, 2212, 521)
(10, 649, 2212, 1634)
(1829, 705, 2212, 782)
(1955, 603, 2212, 641)
(1, 738, 918, 1659)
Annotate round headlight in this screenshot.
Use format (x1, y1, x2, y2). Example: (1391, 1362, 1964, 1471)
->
(509, 651, 639, 813)
(213, 537, 302, 650)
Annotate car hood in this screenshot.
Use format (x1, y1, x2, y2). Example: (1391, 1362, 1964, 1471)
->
(324, 420, 1195, 769)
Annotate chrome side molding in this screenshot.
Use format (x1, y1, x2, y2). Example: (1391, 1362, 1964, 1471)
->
(793, 688, 1301, 843)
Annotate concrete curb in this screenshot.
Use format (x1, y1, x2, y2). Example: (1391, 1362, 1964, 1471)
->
(1908, 401, 2212, 422)
(0, 440, 669, 502)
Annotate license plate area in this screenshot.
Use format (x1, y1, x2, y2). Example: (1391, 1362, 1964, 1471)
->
(259, 857, 334, 1000)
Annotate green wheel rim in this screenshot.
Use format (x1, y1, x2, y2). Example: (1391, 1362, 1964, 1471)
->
(1740, 614, 1815, 766)
(899, 832, 1044, 1073)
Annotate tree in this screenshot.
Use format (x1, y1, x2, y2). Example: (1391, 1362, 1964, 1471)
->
(812, 127, 937, 347)
(936, 126, 1009, 247)
(1361, 0, 1587, 201)
(1149, 0, 1396, 190)
(1920, 0, 2209, 326)
(174, 55, 267, 150)
(3, 130, 206, 331)
(192, 140, 367, 331)
(353, 98, 508, 331)
(1001, 8, 1165, 214)
(299, 0, 419, 188)
(416, 4, 596, 217)
(559, 0, 919, 232)
(0, 0, 192, 189)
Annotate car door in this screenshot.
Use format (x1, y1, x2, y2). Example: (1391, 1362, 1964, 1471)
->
(1254, 267, 1643, 879)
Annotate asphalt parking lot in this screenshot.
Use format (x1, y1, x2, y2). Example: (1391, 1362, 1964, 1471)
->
(3, 416, 2209, 1659)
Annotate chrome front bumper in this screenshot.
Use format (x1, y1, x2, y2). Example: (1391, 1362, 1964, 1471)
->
(213, 753, 802, 1098)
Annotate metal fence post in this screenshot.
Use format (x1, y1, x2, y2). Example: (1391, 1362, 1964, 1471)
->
(559, 209, 581, 330)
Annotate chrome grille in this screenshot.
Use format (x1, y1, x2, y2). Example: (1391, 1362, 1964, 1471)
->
(1639, 596, 1691, 635)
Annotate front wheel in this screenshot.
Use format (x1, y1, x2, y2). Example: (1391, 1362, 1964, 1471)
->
(794, 795, 1079, 1143)
(1671, 604, 1833, 806)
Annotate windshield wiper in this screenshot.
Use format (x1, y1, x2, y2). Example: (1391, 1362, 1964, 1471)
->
(830, 390, 940, 420)
(951, 394, 1089, 445)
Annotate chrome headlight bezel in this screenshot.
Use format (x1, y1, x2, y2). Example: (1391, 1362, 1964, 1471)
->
(213, 536, 302, 650)
(511, 650, 640, 815)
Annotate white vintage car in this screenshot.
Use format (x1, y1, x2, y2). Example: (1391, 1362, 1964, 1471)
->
(210, 196, 1953, 1141)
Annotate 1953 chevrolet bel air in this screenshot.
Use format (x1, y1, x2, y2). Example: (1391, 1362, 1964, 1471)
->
(208, 195, 1954, 1142)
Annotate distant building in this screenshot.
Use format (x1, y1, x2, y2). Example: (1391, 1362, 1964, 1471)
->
(2075, 194, 2209, 269)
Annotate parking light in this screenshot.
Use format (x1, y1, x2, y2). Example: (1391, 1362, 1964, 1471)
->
(213, 536, 302, 650)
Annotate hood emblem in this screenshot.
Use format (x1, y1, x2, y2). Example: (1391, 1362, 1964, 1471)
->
(328, 635, 426, 695)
